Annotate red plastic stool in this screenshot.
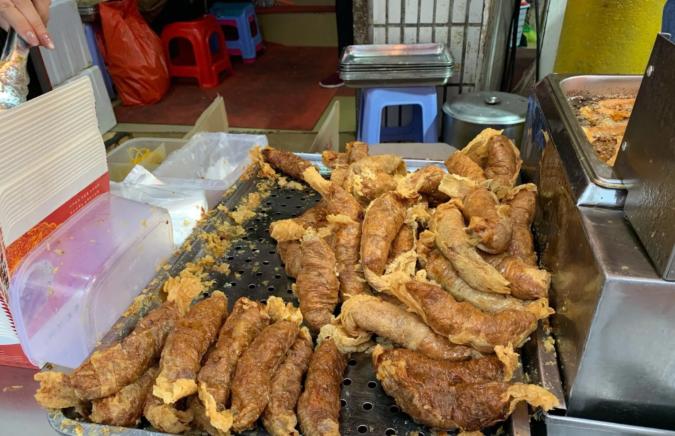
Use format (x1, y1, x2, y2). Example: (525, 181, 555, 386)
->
(161, 15, 233, 88)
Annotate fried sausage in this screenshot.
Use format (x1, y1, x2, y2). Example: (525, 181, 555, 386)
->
(361, 192, 407, 276)
(230, 320, 300, 432)
(462, 187, 512, 254)
(262, 148, 312, 181)
(297, 339, 347, 436)
(402, 281, 545, 352)
(90, 366, 158, 427)
(337, 295, 478, 361)
(197, 297, 269, 432)
(445, 152, 486, 182)
(262, 329, 314, 436)
(296, 230, 339, 331)
(153, 292, 228, 404)
(70, 301, 180, 400)
(373, 346, 557, 431)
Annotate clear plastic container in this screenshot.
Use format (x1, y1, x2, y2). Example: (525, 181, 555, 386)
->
(107, 137, 187, 182)
(8, 193, 173, 369)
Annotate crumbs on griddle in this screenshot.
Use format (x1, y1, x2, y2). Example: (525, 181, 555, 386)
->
(277, 176, 305, 191)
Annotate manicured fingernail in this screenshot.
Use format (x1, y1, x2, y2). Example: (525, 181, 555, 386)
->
(25, 31, 39, 46)
(42, 33, 55, 50)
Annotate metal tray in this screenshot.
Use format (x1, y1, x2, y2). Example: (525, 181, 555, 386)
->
(552, 74, 641, 189)
(47, 156, 529, 436)
(340, 43, 453, 68)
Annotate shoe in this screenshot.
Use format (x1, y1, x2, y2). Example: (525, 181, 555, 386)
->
(319, 72, 344, 88)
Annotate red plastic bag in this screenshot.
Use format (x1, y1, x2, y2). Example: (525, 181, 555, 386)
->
(100, 0, 169, 105)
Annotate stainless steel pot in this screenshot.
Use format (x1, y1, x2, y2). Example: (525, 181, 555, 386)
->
(442, 91, 528, 149)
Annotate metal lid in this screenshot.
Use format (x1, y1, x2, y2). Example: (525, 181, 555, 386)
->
(443, 91, 528, 125)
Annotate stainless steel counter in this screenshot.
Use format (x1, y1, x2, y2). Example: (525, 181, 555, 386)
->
(0, 366, 54, 434)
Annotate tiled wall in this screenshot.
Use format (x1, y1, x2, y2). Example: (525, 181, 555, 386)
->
(369, 0, 492, 100)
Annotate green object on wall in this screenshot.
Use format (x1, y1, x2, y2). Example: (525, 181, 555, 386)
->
(554, 0, 665, 74)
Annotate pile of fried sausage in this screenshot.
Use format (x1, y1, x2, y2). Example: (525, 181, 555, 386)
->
(35, 128, 558, 434)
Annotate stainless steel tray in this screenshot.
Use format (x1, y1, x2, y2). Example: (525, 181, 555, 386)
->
(340, 43, 453, 67)
(46, 156, 529, 436)
(553, 74, 641, 189)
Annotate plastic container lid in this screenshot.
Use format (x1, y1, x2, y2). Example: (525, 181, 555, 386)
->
(442, 91, 528, 126)
(9, 193, 173, 369)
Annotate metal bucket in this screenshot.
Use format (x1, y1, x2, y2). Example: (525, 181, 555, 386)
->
(442, 91, 527, 149)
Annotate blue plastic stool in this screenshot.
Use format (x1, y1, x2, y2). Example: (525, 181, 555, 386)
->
(83, 23, 115, 98)
(210, 2, 263, 63)
(357, 87, 439, 143)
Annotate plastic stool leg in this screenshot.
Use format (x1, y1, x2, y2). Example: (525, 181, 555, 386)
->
(421, 95, 439, 143)
(359, 94, 383, 144)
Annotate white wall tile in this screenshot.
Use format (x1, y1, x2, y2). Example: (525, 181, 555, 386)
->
(435, 0, 451, 23)
(452, 0, 467, 23)
(449, 25, 464, 82)
(404, 27, 418, 43)
(405, 0, 419, 24)
(468, 0, 484, 24)
(388, 26, 402, 43)
(419, 0, 434, 24)
(463, 26, 480, 83)
(434, 26, 449, 45)
(373, 0, 386, 24)
(418, 26, 433, 43)
(388, 0, 402, 23)
(373, 27, 386, 44)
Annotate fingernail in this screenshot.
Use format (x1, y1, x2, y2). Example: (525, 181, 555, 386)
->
(25, 31, 39, 46)
(42, 33, 55, 50)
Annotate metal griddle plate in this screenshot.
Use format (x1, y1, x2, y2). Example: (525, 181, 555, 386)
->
(48, 164, 527, 436)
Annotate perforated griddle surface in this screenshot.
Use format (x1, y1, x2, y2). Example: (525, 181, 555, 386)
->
(49, 172, 519, 436)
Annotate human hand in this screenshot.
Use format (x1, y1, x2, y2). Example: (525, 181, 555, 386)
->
(0, 0, 54, 48)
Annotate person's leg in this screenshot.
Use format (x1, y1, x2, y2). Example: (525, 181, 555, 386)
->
(336, 0, 354, 58)
(663, 0, 675, 37)
(320, 0, 353, 88)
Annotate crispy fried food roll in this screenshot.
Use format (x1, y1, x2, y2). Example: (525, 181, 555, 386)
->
(230, 320, 301, 432)
(328, 214, 369, 299)
(506, 184, 537, 265)
(270, 200, 329, 242)
(388, 223, 415, 263)
(345, 155, 406, 204)
(154, 292, 228, 404)
(278, 240, 303, 278)
(419, 236, 549, 315)
(263, 328, 314, 436)
(445, 152, 487, 182)
(275, 202, 330, 278)
(144, 393, 193, 433)
(483, 254, 551, 300)
(432, 201, 510, 294)
(90, 366, 158, 427)
(396, 165, 448, 202)
(336, 295, 477, 360)
(262, 148, 312, 181)
(372, 347, 514, 388)
(322, 150, 347, 169)
(296, 230, 339, 331)
(70, 301, 180, 400)
(34, 372, 82, 409)
(197, 297, 270, 432)
(188, 395, 220, 435)
(297, 338, 347, 436)
(346, 141, 369, 163)
(484, 135, 522, 195)
(462, 187, 513, 254)
(401, 281, 543, 352)
(460, 128, 504, 166)
(361, 192, 407, 276)
(373, 346, 557, 432)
